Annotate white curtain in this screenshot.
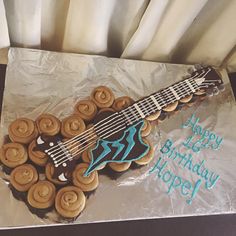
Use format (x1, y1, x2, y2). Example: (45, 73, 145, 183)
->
(0, 0, 236, 72)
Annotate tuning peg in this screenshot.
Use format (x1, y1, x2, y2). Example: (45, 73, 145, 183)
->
(218, 84, 225, 92)
(187, 67, 195, 74)
(213, 87, 219, 95)
(206, 89, 213, 97)
(194, 64, 203, 70)
(182, 74, 191, 79)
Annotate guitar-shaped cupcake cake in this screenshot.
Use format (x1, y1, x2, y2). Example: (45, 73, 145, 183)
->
(34, 65, 224, 182)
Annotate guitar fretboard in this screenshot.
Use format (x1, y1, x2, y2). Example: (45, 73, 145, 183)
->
(121, 78, 199, 126)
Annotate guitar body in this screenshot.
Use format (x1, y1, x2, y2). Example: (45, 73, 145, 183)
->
(85, 119, 150, 176)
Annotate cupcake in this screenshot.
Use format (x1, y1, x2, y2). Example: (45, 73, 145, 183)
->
(28, 140, 48, 167)
(163, 101, 178, 112)
(74, 100, 98, 122)
(81, 147, 106, 171)
(55, 186, 86, 219)
(91, 86, 115, 108)
(27, 180, 56, 217)
(45, 162, 68, 186)
(0, 143, 28, 173)
(10, 164, 38, 200)
(8, 118, 38, 144)
(72, 163, 99, 193)
(36, 113, 61, 136)
(112, 96, 134, 111)
(141, 119, 152, 137)
(61, 115, 86, 139)
(134, 138, 154, 166)
(103, 162, 132, 179)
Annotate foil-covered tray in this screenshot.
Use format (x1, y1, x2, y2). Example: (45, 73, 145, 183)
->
(0, 48, 235, 229)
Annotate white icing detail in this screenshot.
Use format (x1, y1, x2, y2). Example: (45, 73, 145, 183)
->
(150, 95, 162, 110)
(186, 80, 196, 92)
(169, 86, 180, 100)
(45, 150, 48, 153)
(37, 136, 44, 145)
(51, 154, 54, 157)
(195, 77, 205, 85)
(58, 173, 67, 182)
(55, 164, 59, 167)
(134, 104, 145, 118)
(49, 142, 54, 147)
(63, 163, 67, 167)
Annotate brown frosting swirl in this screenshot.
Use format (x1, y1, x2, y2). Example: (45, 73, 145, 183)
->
(109, 162, 131, 172)
(141, 119, 152, 137)
(55, 186, 86, 218)
(10, 164, 38, 192)
(45, 162, 68, 185)
(27, 180, 56, 209)
(180, 94, 193, 103)
(0, 143, 28, 168)
(74, 100, 98, 121)
(135, 138, 154, 165)
(61, 115, 86, 138)
(82, 147, 106, 170)
(72, 163, 99, 192)
(28, 140, 48, 166)
(8, 118, 38, 144)
(91, 86, 114, 108)
(36, 113, 61, 136)
(146, 111, 161, 121)
(112, 96, 134, 111)
(163, 101, 178, 112)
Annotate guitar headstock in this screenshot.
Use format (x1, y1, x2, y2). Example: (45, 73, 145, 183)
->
(187, 65, 224, 96)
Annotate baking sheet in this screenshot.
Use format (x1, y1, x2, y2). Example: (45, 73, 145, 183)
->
(0, 48, 236, 228)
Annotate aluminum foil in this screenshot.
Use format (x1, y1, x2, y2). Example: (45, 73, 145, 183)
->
(0, 48, 236, 229)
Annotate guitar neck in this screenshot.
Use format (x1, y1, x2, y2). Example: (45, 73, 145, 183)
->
(120, 78, 199, 126)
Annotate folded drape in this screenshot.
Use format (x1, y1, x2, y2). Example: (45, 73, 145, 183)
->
(0, 0, 236, 71)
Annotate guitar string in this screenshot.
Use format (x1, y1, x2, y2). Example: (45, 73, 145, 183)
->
(54, 81, 202, 166)
(46, 68, 210, 155)
(49, 77, 201, 164)
(56, 83, 209, 167)
(50, 69, 213, 164)
(46, 71, 202, 154)
(49, 78, 198, 161)
(48, 68, 212, 163)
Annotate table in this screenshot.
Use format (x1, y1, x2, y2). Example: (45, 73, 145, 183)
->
(0, 59, 236, 236)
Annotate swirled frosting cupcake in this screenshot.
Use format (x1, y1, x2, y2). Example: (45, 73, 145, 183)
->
(8, 118, 38, 144)
(72, 163, 99, 192)
(112, 96, 134, 111)
(10, 164, 38, 192)
(27, 180, 56, 210)
(36, 113, 61, 136)
(45, 162, 68, 185)
(28, 140, 48, 166)
(134, 138, 154, 165)
(91, 86, 114, 108)
(82, 147, 106, 170)
(141, 119, 152, 137)
(0, 143, 28, 169)
(61, 115, 86, 138)
(74, 100, 97, 122)
(55, 186, 86, 218)
(109, 162, 131, 172)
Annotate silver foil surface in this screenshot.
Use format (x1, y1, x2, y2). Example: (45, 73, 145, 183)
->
(0, 48, 235, 228)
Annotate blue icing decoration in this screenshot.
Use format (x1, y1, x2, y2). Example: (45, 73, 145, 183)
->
(182, 113, 224, 151)
(158, 138, 220, 191)
(84, 120, 149, 176)
(149, 157, 202, 204)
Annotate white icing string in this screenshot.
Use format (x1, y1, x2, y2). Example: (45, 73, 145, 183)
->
(48, 77, 198, 162)
(54, 80, 200, 166)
